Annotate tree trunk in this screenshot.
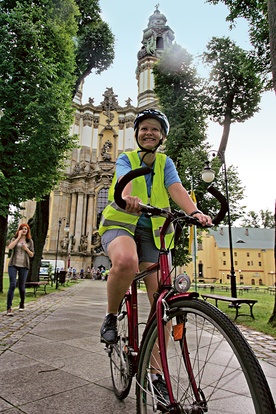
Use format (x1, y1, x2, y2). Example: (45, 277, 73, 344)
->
(268, 0, 276, 94)
(0, 215, 8, 292)
(268, 298, 276, 326)
(28, 196, 50, 282)
(217, 94, 234, 162)
(268, 199, 276, 326)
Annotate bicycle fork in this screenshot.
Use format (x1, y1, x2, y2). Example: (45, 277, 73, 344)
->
(156, 293, 178, 410)
(156, 294, 206, 412)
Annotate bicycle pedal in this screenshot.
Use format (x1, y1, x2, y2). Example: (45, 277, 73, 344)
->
(156, 404, 169, 413)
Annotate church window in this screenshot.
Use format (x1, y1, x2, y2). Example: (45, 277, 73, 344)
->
(156, 36, 164, 49)
(97, 188, 108, 227)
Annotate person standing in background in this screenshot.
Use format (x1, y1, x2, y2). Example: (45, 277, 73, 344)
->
(6, 223, 34, 316)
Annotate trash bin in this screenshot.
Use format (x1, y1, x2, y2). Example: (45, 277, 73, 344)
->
(59, 270, 67, 285)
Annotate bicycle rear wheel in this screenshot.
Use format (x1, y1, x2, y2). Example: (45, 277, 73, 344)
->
(136, 298, 275, 413)
(109, 296, 133, 399)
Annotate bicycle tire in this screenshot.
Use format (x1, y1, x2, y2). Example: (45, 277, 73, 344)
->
(109, 296, 133, 399)
(136, 298, 275, 413)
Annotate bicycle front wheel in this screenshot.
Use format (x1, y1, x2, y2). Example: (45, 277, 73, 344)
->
(136, 298, 275, 414)
(109, 296, 133, 399)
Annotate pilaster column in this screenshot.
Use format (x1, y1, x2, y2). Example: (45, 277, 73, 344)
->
(75, 192, 85, 249)
(86, 193, 94, 252)
(69, 193, 77, 250)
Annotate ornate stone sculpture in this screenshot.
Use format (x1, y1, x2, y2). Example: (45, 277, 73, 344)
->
(79, 234, 88, 252)
(60, 236, 69, 251)
(101, 140, 112, 161)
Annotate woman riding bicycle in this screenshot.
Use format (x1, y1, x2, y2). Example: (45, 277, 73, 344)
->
(98, 109, 211, 400)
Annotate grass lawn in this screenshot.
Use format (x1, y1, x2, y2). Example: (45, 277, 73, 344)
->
(196, 286, 276, 339)
(0, 273, 74, 313)
(138, 282, 276, 339)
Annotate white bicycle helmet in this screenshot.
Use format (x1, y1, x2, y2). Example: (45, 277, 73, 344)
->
(134, 108, 170, 136)
(134, 109, 170, 154)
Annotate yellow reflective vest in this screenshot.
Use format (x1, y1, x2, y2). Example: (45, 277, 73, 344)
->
(99, 150, 174, 249)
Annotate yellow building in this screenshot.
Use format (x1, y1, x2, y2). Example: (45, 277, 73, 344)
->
(185, 226, 275, 287)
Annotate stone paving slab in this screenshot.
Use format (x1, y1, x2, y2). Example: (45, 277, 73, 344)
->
(0, 279, 275, 413)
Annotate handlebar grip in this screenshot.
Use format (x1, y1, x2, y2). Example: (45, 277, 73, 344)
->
(207, 184, 228, 225)
(114, 167, 152, 209)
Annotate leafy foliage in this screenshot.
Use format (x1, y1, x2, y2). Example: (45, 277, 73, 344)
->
(6, 210, 20, 243)
(206, 2, 276, 324)
(153, 44, 246, 265)
(153, 43, 250, 266)
(202, 37, 264, 125)
(206, 0, 272, 89)
(0, 0, 79, 217)
(0, 0, 115, 284)
(0, 0, 80, 287)
(241, 209, 274, 228)
(153, 44, 207, 163)
(74, 0, 115, 94)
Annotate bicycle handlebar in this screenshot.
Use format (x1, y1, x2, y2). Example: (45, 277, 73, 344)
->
(114, 167, 228, 226)
(114, 167, 152, 210)
(207, 184, 228, 225)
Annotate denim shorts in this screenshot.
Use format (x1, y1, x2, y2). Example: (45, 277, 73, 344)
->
(101, 227, 160, 264)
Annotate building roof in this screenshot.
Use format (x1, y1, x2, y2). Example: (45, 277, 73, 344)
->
(209, 227, 274, 250)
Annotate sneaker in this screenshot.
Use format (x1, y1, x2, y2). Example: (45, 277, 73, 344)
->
(19, 305, 24, 312)
(7, 308, 13, 317)
(152, 374, 170, 408)
(100, 313, 118, 344)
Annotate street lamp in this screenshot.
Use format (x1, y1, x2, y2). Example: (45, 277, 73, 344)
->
(55, 217, 70, 289)
(202, 150, 237, 298)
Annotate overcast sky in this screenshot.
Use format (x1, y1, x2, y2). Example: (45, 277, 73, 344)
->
(82, 0, 276, 215)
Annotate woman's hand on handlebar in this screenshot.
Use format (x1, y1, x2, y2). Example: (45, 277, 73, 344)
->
(123, 195, 142, 213)
(192, 212, 212, 227)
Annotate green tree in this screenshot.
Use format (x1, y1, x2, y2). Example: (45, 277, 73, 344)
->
(0, 0, 79, 290)
(206, 0, 276, 92)
(153, 44, 209, 265)
(153, 44, 207, 165)
(6, 211, 20, 244)
(27, 0, 115, 282)
(241, 209, 274, 228)
(203, 37, 263, 163)
(202, 36, 263, 230)
(260, 208, 274, 228)
(74, 0, 115, 95)
(204, 18, 276, 326)
(153, 44, 246, 265)
(241, 210, 260, 228)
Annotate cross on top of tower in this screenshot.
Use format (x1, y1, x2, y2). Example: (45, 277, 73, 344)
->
(155, 3, 160, 10)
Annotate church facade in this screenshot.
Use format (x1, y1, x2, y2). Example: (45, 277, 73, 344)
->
(20, 6, 175, 275)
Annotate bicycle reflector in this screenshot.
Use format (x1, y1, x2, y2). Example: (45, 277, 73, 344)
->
(174, 273, 191, 293)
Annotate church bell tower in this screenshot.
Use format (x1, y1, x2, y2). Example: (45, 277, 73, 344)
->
(136, 5, 175, 108)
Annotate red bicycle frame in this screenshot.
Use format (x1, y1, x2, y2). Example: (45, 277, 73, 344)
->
(123, 214, 199, 407)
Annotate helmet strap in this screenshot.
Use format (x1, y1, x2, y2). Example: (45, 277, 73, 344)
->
(136, 136, 163, 154)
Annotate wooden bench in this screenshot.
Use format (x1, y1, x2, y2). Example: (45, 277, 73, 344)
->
(201, 293, 258, 320)
(25, 281, 49, 297)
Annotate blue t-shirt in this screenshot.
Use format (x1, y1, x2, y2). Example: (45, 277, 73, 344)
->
(116, 152, 181, 228)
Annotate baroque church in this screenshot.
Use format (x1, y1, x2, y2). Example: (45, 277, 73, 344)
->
(21, 6, 175, 274)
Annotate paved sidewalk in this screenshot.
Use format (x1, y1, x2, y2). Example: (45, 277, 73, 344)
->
(0, 280, 275, 413)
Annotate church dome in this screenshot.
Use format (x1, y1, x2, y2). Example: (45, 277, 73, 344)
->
(148, 6, 167, 28)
